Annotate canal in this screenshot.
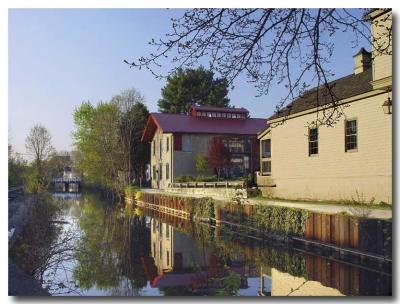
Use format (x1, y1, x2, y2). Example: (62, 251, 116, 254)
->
(11, 192, 392, 296)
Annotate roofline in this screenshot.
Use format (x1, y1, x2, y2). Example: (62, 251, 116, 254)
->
(257, 126, 271, 139)
(267, 69, 373, 121)
(267, 88, 388, 124)
(363, 8, 391, 21)
(140, 114, 163, 142)
(169, 131, 262, 136)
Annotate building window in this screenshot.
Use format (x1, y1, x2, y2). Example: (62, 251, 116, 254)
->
(262, 160, 271, 176)
(159, 139, 162, 159)
(166, 137, 169, 152)
(308, 128, 318, 155)
(227, 113, 232, 118)
(221, 112, 227, 118)
(153, 141, 155, 156)
(159, 163, 162, 180)
(167, 251, 170, 266)
(152, 166, 156, 180)
(261, 139, 271, 158)
(153, 243, 156, 257)
(182, 135, 192, 152)
(345, 120, 357, 151)
(166, 163, 169, 180)
(159, 241, 162, 259)
(217, 112, 221, 118)
(166, 224, 170, 239)
(228, 137, 245, 153)
(159, 222, 162, 237)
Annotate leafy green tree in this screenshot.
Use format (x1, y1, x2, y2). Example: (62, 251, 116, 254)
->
(73, 88, 150, 195)
(158, 66, 230, 114)
(73, 101, 123, 194)
(195, 154, 209, 174)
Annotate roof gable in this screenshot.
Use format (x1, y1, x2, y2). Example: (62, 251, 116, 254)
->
(268, 68, 373, 121)
(141, 112, 267, 142)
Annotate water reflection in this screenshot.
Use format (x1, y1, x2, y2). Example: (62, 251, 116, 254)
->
(35, 192, 391, 296)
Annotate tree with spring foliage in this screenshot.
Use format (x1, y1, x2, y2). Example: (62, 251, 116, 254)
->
(111, 89, 150, 185)
(25, 124, 54, 177)
(207, 136, 231, 180)
(73, 88, 150, 197)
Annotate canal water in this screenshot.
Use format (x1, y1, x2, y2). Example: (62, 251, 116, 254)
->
(25, 192, 392, 296)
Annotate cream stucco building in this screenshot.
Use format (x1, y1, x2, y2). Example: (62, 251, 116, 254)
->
(257, 9, 392, 204)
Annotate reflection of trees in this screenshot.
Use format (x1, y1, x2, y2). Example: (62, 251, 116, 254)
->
(72, 195, 150, 295)
(10, 194, 79, 295)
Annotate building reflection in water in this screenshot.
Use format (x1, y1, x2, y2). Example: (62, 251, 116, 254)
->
(142, 218, 258, 294)
(140, 209, 391, 296)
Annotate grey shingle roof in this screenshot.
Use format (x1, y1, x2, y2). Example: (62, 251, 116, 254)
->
(268, 68, 373, 121)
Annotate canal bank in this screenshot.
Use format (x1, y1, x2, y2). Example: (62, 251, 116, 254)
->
(8, 191, 51, 296)
(134, 190, 392, 264)
(9, 191, 392, 296)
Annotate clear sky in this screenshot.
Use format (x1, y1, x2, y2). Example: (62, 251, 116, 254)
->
(8, 8, 368, 156)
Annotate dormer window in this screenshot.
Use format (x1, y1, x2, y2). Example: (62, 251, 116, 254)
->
(188, 105, 250, 120)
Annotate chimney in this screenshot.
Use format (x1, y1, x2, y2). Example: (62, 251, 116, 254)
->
(353, 47, 372, 74)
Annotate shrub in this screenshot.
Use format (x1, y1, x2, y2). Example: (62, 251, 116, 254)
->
(175, 175, 218, 183)
(195, 154, 209, 174)
(193, 197, 215, 220)
(135, 191, 142, 201)
(25, 171, 47, 194)
(249, 205, 310, 236)
(124, 185, 137, 199)
(195, 175, 218, 182)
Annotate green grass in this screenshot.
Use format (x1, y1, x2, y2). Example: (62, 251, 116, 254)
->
(249, 195, 392, 211)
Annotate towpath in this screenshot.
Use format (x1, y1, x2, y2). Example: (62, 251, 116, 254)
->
(140, 188, 392, 220)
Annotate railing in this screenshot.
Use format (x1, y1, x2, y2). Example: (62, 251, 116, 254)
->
(169, 181, 246, 189)
(52, 177, 81, 183)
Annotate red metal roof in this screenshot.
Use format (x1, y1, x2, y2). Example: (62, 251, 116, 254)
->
(141, 112, 267, 142)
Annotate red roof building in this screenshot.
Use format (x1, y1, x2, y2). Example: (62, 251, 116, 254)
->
(142, 105, 267, 189)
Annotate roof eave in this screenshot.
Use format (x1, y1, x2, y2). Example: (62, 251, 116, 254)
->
(141, 114, 163, 142)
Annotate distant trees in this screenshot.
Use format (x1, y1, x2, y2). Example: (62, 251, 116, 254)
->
(8, 144, 29, 186)
(23, 125, 54, 193)
(73, 88, 149, 198)
(207, 136, 231, 180)
(25, 124, 54, 177)
(157, 66, 230, 114)
(44, 151, 73, 181)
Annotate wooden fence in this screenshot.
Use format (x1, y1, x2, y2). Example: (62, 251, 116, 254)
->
(303, 213, 392, 257)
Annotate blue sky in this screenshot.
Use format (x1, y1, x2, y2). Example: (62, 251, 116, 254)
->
(8, 8, 369, 155)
